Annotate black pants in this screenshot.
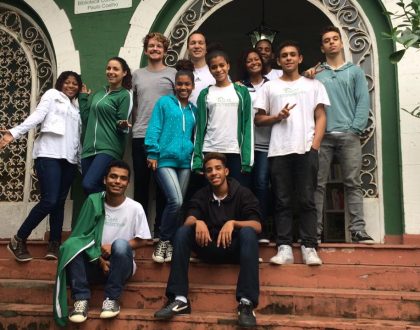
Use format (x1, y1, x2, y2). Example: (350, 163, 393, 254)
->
(270, 150, 318, 248)
(132, 138, 164, 232)
(166, 225, 260, 306)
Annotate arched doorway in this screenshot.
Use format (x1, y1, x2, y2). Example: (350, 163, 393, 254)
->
(0, 3, 56, 239)
(161, 0, 382, 241)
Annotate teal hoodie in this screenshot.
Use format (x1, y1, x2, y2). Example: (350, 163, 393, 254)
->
(316, 62, 369, 135)
(145, 95, 197, 168)
(192, 83, 254, 172)
(79, 86, 133, 159)
(53, 192, 105, 327)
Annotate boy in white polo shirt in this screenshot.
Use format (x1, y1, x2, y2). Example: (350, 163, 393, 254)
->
(254, 40, 329, 266)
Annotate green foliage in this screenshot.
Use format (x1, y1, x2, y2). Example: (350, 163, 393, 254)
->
(383, 0, 420, 63)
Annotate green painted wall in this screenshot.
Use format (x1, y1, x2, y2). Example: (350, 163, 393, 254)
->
(356, 0, 404, 235)
(54, 0, 141, 91)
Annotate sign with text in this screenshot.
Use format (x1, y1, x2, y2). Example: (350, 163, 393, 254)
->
(75, 0, 132, 14)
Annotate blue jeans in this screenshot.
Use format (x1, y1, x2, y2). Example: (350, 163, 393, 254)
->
(166, 226, 259, 306)
(68, 239, 133, 300)
(252, 151, 270, 235)
(156, 167, 190, 241)
(314, 133, 365, 234)
(81, 153, 115, 195)
(17, 158, 77, 242)
(270, 150, 319, 248)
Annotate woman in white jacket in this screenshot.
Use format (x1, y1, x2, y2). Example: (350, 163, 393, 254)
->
(0, 71, 83, 262)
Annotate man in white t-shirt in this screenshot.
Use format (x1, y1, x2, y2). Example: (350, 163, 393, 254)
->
(187, 31, 216, 106)
(254, 41, 329, 266)
(63, 160, 151, 324)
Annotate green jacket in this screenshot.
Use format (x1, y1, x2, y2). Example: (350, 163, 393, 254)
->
(192, 83, 254, 173)
(79, 87, 133, 160)
(53, 192, 106, 327)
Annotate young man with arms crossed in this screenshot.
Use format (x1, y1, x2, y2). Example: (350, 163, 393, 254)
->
(154, 152, 262, 328)
(314, 26, 373, 243)
(53, 160, 151, 326)
(131, 32, 176, 239)
(254, 41, 329, 266)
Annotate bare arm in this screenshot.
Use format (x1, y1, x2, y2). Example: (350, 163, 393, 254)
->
(254, 104, 296, 127)
(312, 104, 326, 150)
(128, 237, 143, 250)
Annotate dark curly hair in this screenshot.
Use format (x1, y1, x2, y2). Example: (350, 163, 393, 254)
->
(175, 59, 195, 85)
(107, 56, 132, 90)
(54, 71, 82, 98)
(238, 49, 267, 81)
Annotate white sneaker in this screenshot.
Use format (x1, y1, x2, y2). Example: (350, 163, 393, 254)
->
(301, 245, 322, 266)
(269, 245, 294, 265)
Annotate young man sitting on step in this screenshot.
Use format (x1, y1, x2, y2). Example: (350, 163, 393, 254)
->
(154, 152, 262, 328)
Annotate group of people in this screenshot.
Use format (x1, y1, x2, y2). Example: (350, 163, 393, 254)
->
(0, 25, 374, 328)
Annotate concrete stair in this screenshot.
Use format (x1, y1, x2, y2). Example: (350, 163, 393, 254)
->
(0, 240, 420, 329)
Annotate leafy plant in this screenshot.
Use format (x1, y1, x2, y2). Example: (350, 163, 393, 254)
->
(383, 0, 420, 63)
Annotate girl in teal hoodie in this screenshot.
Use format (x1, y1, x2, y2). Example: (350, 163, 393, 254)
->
(145, 60, 197, 263)
(79, 57, 133, 194)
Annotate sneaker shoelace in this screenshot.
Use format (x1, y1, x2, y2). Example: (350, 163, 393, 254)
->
(102, 298, 116, 310)
(74, 300, 88, 313)
(16, 240, 29, 254)
(155, 241, 167, 255)
(240, 302, 253, 316)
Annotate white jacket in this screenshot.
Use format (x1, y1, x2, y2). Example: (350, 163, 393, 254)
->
(9, 88, 81, 163)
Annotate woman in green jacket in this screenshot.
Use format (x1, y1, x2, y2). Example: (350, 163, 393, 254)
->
(79, 57, 133, 194)
(192, 48, 253, 188)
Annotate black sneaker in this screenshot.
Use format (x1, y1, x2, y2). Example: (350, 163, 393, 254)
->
(99, 298, 120, 319)
(7, 235, 32, 262)
(45, 241, 60, 260)
(68, 300, 88, 323)
(154, 299, 191, 320)
(351, 230, 375, 244)
(237, 300, 256, 328)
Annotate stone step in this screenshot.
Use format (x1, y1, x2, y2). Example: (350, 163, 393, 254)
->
(1, 303, 420, 329)
(1, 258, 418, 292)
(1, 240, 420, 266)
(1, 280, 419, 321)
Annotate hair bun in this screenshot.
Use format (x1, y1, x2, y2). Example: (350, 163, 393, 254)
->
(175, 59, 194, 72)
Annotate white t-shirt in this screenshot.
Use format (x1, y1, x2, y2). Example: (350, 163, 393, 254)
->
(254, 76, 330, 157)
(190, 65, 216, 106)
(203, 84, 240, 154)
(265, 69, 283, 81)
(102, 197, 151, 274)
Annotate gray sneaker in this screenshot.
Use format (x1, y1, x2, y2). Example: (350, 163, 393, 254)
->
(68, 300, 88, 323)
(100, 298, 120, 319)
(45, 241, 60, 260)
(351, 230, 375, 244)
(7, 235, 32, 262)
